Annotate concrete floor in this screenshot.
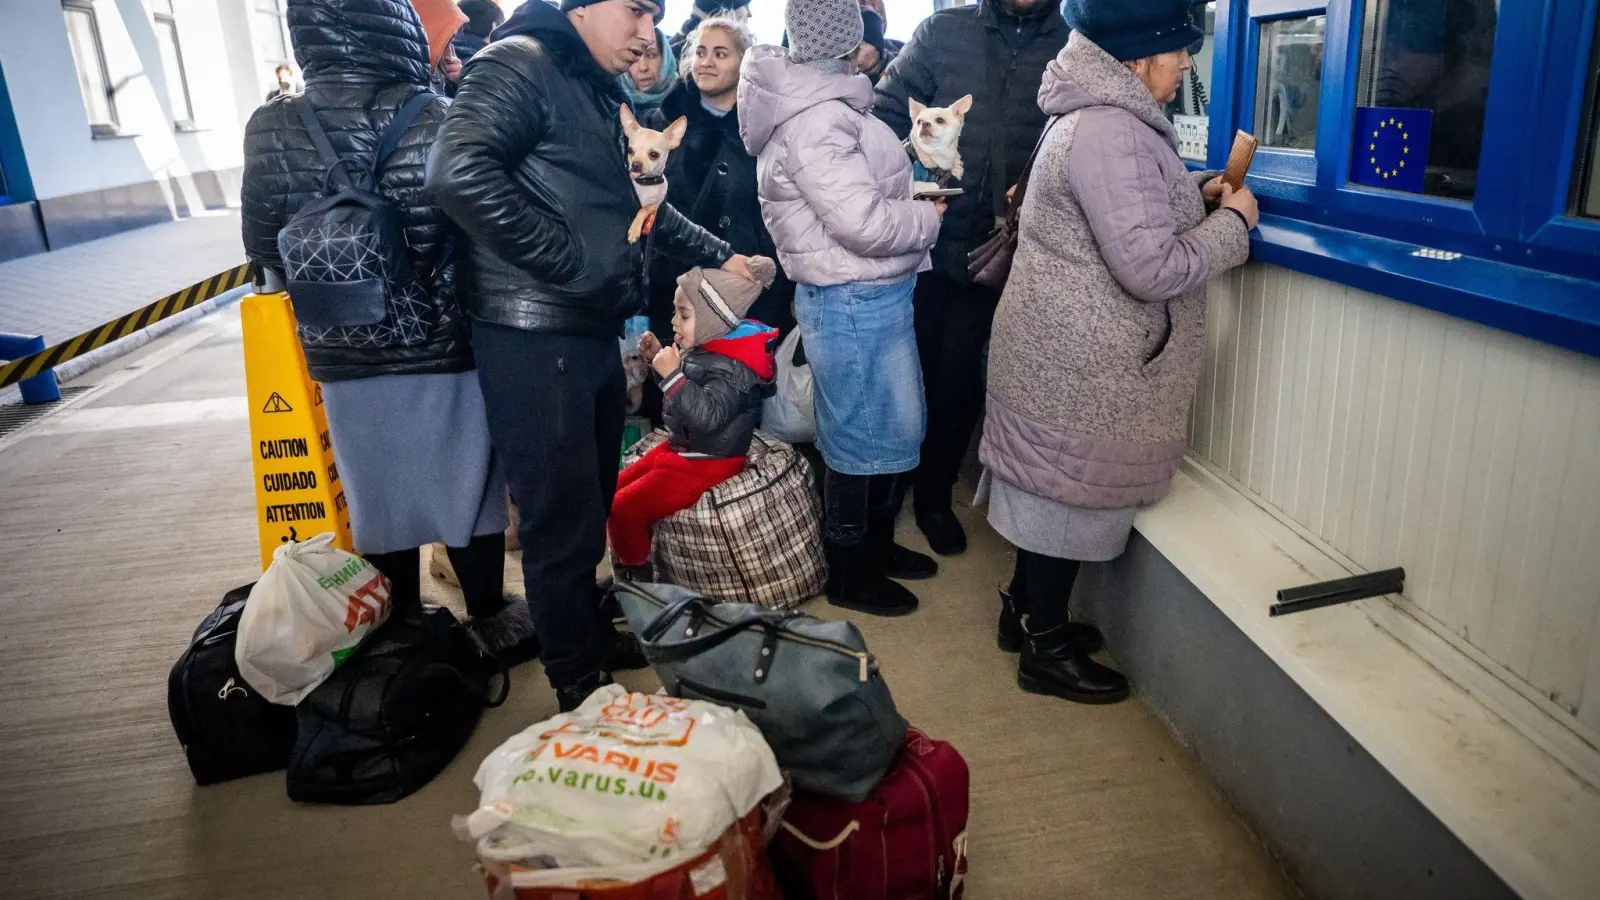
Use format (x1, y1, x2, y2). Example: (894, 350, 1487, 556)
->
(0, 307, 1296, 900)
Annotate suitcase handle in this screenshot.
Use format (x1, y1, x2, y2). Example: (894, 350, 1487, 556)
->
(778, 819, 860, 851)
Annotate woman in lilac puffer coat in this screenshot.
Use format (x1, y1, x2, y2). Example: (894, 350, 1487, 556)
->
(738, 0, 942, 618)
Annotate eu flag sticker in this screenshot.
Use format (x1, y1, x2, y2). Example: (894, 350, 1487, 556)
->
(1351, 107, 1432, 193)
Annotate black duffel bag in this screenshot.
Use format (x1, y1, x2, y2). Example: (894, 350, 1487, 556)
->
(168, 583, 298, 785)
(287, 605, 508, 805)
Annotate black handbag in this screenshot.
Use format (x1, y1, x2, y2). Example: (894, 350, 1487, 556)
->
(287, 605, 509, 805)
(967, 118, 1058, 290)
(168, 583, 298, 785)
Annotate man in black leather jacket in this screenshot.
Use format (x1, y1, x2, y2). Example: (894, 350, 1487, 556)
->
(427, 0, 753, 711)
(871, 0, 1069, 557)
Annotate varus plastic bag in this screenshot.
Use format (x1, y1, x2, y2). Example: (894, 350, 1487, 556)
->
(759, 329, 815, 444)
(235, 532, 391, 705)
(459, 685, 783, 874)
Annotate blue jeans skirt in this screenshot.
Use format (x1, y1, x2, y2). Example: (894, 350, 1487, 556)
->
(794, 276, 926, 476)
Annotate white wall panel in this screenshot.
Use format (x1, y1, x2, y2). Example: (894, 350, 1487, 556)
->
(1191, 264, 1600, 748)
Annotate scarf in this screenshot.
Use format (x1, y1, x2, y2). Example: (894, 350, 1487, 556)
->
(621, 28, 679, 116)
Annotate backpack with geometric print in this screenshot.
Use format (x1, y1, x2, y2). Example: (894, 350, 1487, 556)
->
(277, 92, 439, 350)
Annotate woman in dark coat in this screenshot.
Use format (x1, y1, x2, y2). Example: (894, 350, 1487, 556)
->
(241, 0, 535, 660)
(642, 14, 794, 405)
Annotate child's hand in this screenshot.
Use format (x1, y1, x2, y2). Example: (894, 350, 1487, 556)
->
(651, 345, 681, 377)
(638, 331, 663, 361)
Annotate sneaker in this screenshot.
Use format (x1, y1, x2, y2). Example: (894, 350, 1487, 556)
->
(556, 671, 614, 713)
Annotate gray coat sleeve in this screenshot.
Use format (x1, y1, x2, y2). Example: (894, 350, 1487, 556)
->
(1068, 116, 1249, 302)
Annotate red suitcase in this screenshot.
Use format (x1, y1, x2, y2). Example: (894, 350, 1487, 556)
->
(771, 728, 970, 900)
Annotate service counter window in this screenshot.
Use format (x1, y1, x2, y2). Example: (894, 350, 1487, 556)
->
(1195, 0, 1600, 359)
(1256, 13, 1324, 152)
(1172, 2, 1218, 162)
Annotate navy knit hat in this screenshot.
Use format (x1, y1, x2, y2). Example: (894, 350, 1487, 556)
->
(1060, 0, 1204, 62)
(860, 6, 886, 53)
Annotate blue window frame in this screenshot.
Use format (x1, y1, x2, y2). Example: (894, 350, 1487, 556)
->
(1201, 0, 1600, 357)
(0, 62, 33, 206)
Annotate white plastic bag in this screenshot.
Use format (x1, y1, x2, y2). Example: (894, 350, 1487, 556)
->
(458, 685, 782, 873)
(760, 328, 815, 444)
(235, 532, 391, 705)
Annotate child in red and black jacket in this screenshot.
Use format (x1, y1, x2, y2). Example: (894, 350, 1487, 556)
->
(609, 257, 780, 579)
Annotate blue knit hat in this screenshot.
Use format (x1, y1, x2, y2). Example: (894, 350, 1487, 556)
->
(1060, 0, 1204, 62)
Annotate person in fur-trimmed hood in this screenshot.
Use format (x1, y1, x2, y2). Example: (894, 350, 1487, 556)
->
(609, 258, 781, 578)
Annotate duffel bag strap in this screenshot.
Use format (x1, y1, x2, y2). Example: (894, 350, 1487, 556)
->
(642, 608, 798, 665)
(778, 819, 861, 851)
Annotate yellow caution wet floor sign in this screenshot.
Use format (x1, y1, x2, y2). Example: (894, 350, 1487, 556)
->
(241, 292, 352, 569)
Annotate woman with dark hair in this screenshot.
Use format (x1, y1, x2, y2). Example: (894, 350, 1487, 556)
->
(453, 0, 506, 62)
(242, 0, 536, 662)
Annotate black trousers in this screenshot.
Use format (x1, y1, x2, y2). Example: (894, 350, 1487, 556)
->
(910, 273, 999, 513)
(471, 321, 626, 690)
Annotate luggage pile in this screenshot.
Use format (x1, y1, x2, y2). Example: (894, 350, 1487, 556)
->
(454, 579, 971, 900)
(168, 534, 506, 803)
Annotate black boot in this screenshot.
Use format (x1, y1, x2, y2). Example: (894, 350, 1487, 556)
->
(1017, 622, 1128, 705)
(869, 474, 937, 580)
(915, 506, 968, 557)
(998, 588, 1103, 655)
(825, 539, 919, 617)
(555, 671, 615, 713)
(599, 621, 649, 672)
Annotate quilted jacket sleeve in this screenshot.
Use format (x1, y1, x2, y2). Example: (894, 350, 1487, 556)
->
(786, 113, 940, 259)
(240, 102, 291, 274)
(1068, 112, 1249, 302)
(661, 363, 748, 442)
(426, 52, 581, 284)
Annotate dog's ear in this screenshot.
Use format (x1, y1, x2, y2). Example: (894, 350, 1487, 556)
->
(951, 94, 973, 118)
(909, 98, 926, 119)
(620, 104, 640, 137)
(664, 116, 688, 150)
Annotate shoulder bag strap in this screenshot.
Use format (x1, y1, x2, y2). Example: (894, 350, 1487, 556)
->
(1008, 115, 1060, 222)
(292, 95, 355, 191)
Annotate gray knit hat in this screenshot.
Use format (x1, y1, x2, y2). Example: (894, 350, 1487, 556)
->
(785, 0, 864, 68)
(677, 257, 778, 346)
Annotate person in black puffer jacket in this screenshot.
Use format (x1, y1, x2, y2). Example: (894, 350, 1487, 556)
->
(241, 0, 538, 663)
(427, 0, 752, 713)
(870, 0, 1069, 558)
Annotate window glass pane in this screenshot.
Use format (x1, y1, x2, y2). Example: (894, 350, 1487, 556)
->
(1255, 15, 1325, 151)
(63, 8, 115, 127)
(255, 10, 288, 61)
(155, 19, 193, 122)
(1577, 17, 1600, 219)
(1356, 0, 1497, 200)
(1170, 2, 1216, 161)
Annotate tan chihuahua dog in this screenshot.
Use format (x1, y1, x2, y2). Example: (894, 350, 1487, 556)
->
(907, 95, 972, 193)
(620, 105, 688, 243)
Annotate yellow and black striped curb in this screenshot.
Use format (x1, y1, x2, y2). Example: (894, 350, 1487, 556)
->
(0, 264, 250, 390)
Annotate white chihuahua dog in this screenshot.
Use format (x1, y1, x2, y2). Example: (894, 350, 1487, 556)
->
(906, 95, 972, 193)
(620, 105, 687, 243)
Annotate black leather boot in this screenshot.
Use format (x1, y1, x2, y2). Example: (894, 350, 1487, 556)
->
(868, 474, 937, 580)
(1017, 622, 1128, 704)
(555, 671, 614, 713)
(825, 539, 919, 617)
(998, 588, 1103, 655)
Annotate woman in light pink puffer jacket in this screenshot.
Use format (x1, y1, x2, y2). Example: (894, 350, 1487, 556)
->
(737, 0, 943, 618)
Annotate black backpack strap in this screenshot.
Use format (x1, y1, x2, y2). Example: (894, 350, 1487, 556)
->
(371, 91, 435, 180)
(292, 96, 355, 190)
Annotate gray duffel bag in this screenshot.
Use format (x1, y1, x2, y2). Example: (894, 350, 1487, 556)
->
(613, 580, 908, 802)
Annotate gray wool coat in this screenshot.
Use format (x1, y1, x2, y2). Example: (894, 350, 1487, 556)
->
(980, 32, 1252, 510)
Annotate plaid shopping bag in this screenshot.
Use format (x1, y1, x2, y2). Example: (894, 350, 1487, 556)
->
(620, 431, 826, 610)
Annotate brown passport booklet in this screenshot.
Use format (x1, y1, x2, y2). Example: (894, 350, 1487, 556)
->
(1223, 131, 1260, 191)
